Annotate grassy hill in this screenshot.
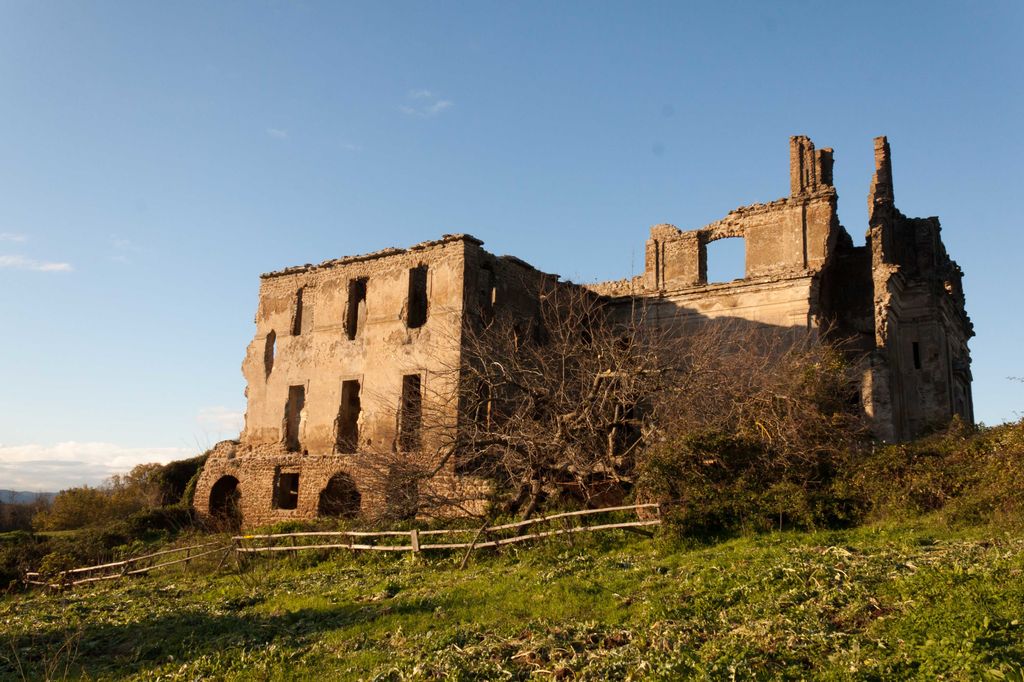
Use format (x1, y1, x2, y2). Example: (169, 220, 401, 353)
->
(2, 519, 1023, 680)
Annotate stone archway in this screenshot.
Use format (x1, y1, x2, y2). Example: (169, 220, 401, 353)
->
(318, 472, 361, 518)
(209, 475, 242, 529)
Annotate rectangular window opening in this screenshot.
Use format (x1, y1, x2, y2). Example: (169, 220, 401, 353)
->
(285, 385, 305, 452)
(479, 266, 496, 321)
(407, 266, 428, 329)
(398, 374, 423, 451)
(337, 379, 361, 453)
(912, 341, 922, 370)
(704, 237, 746, 284)
(273, 470, 300, 510)
(345, 278, 368, 340)
(292, 287, 305, 336)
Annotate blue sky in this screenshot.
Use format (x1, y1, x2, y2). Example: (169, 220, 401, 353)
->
(1, 1, 1021, 490)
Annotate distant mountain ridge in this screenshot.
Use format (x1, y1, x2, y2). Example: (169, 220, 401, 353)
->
(0, 490, 56, 504)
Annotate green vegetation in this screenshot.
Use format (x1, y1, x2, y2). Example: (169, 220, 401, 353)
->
(32, 455, 207, 532)
(2, 521, 1023, 680)
(2, 422, 1022, 679)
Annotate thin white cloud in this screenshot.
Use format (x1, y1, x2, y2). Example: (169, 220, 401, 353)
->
(0, 442, 193, 491)
(0, 255, 73, 272)
(110, 235, 142, 264)
(267, 128, 290, 139)
(197, 406, 245, 434)
(400, 90, 454, 117)
(111, 237, 139, 252)
(0, 232, 27, 242)
(425, 100, 453, 115)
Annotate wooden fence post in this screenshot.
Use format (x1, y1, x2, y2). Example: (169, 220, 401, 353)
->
(410, 528, 420, 553)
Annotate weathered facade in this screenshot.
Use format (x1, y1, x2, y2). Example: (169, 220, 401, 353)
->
(195, 135, 973, 527)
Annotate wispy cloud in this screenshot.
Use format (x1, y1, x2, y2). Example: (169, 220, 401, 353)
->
(197, 406, 245, 434)
(267, 128, 290, 139)
(0, 232, 27, 242)
(110, 235, 143, 264)
(400, 89, 454, 117)
(0, 255, 73, 272)
(0, 442, 193, 491)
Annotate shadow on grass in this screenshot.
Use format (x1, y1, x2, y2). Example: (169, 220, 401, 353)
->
(1, 597, 439, 679)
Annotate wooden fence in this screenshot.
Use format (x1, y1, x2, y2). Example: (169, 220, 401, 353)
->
(23, 504, 661, 589)
(24, 541, 229, 589)
(234, 503, 661, 555)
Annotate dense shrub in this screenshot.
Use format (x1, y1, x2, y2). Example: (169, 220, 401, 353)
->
(126, 505, 197, 537)
(33, 453, 208, 532)
(0, 533, 49, 591)
(841, 417, 1024, 527)
(636, 332, 866, 535)
(157, 454, 208, 505)
(638, 432, 861, 535)
(643, 413, 1024, 537)
(1, 453, 211, 590)
(31, 486, 122, 531)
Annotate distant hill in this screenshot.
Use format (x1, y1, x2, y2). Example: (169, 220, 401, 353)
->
(0, 490, 56, 504)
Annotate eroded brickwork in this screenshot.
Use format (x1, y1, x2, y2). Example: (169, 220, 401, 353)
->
(194, 135, 973, 528)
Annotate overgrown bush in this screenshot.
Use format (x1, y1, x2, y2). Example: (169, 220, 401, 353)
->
(841, 417, 1024, 526)
(0, 452, 211, 590)
(637, 330, 866, 535)
(33, 453, 208, 532)
(0, 533, 49, 591)
(126, 505, 197, 537)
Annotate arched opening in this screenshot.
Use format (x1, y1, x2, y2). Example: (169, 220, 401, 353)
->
(318, 472, 361, 518)
(705, 237, 746, 284)
(209, 475, 241, 529)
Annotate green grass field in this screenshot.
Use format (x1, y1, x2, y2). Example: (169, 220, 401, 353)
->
(2, 519, 1023, 680)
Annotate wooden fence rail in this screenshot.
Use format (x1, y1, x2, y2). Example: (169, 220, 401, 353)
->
(25, 541, 229, 589)
(23, 504, 662, 589)
(234, 503, 661, 555)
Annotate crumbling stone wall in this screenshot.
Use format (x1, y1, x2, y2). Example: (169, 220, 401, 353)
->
(195, 234, 550, 528)
(863, 137, 974, 440)
(589, 135, 972, 441)
(195, 134, 973, 528)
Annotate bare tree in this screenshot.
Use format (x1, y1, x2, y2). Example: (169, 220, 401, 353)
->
(357, 277, 864, 524)
(435, 282, 673, 517)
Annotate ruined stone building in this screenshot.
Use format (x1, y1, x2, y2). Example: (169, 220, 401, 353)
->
(195, 135, 973, 527)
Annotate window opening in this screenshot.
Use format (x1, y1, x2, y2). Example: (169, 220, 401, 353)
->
(912, 341, 922, 370)
(480, 266, 496, 321)
(345, 278, 368, 340)
(336, 379, 361, 453)
(264, 330, 276, 377)
(705, 237, 746, 284)
(285, 385, 305, 452)
(407, 266, 428, 328)
(398, 374, 423, 451)
(273, 470, 299, 510)
(292, 287, 305, 335)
